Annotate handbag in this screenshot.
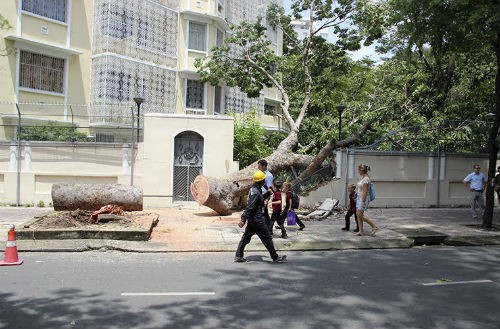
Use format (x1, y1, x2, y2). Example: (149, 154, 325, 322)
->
(287, 210, 297, 226)
(369, 183, 376, 201)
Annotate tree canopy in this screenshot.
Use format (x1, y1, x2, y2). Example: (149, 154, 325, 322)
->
(193, 0, 498, 215)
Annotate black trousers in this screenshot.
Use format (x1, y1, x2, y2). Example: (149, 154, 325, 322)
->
(236, 220, 279, 260)
(264, 207, 271, 232)
(270, 211, 286, 235)
(345, 210, 358, 230)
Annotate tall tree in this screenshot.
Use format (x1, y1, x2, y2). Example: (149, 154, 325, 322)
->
(380, 0, 500, 227)
(192, 0, 386, 214)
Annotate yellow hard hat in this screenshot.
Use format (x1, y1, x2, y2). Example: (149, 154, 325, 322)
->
(253, 170, 266, 182)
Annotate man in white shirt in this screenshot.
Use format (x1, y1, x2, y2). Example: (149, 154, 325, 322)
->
(463, 164, 487, 219)
(257, 159, 274, 234)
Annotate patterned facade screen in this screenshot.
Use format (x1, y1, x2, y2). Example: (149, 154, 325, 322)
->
(90, 55, 176, 125)
(90, 0, 179, 124)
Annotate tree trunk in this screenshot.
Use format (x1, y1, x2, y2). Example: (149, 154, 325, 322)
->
(191, 123, 373, 215)
(296, 121, 373, 182)
(191, 132, 315, 214)
(482, 31, 500, 229)
(52, 184, 143, 211)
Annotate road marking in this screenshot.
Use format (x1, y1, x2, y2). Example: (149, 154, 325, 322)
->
(422, 279, 493, 286)
(121, 292, 215, 296)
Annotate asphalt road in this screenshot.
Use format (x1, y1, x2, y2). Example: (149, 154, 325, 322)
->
(1, 247, 499, 329)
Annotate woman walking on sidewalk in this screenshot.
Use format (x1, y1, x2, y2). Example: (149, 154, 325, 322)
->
(355, 164, 378, 236)
(282, 182, 305, 231)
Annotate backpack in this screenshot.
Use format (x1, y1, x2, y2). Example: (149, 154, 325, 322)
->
(368, 183, 376, 201)
(291, 191, 300, 209)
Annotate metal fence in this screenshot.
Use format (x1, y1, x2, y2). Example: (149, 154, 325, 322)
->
(275, 120, 491, 199)
(0, 102, 143, 144)
(359, 120, 490, 154)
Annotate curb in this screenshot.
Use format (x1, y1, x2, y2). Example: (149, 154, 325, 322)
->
(444, 236, 500, 246)
(16, 228, 152, 241)
(12, 237, 416, 253)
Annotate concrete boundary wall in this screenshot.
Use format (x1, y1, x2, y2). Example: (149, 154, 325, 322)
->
(0, 130, 490, 209)
(302, 149, 490, 208)
(0, 114, 237, 208)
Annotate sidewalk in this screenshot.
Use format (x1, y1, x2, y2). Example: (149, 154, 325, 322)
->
(1, 206, 500, 252)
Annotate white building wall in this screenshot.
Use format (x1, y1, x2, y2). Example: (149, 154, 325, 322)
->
(302, 149, 490, 209)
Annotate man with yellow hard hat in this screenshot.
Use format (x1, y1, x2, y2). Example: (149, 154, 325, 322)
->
(234, 170, 287, 263)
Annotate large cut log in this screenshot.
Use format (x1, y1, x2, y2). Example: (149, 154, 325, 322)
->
(191, 124, 373, 215)
(190, 176, 237, 216)
(52, 184, 143, 211)
(191, 133, 315, 215)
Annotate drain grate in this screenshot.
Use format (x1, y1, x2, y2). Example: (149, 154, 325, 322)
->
(391, 228, 448, 245)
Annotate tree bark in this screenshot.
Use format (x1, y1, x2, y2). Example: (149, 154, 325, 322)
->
(192, 123, 373, 215)
(482, 31, 500, 229)
(296, 121, 373, 182)
(52, 184, 143, 211)
(191, 131, 316, 214)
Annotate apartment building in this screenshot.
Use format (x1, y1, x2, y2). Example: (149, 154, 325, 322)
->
(291, 18, 329, 41)
(0, 0, 285, 141)
(0, 0, 287, 206)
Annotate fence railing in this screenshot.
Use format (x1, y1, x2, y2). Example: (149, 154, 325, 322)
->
(0, 102, 142, 144)
(359, 120, 490, 154)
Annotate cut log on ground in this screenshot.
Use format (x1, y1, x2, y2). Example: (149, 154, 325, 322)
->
(52, 184, 143, 211)
(191, 124, 372, 215)
(191, 136, 314, 215)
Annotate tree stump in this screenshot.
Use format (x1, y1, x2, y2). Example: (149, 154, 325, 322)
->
(52, 184, 143, 211)
(190, 176, 239, 215)
(190, 142, 314, 215)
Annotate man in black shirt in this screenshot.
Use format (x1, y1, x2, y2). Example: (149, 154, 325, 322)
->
(234, 170, 287, 263)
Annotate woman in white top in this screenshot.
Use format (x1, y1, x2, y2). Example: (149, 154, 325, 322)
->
(355, 164, 378, 236)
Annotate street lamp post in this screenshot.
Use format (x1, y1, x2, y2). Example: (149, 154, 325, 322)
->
(336, 104, 345, 141)
(130, 97, 144, 186)
(133, 97, 144, 142)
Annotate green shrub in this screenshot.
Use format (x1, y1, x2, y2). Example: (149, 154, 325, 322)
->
(20, 121, 91, 142)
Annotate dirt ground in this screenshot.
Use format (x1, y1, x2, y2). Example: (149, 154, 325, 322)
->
(24, 209, 153, 230)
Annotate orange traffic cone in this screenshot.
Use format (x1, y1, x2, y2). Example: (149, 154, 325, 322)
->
(0, 225, 23, 266)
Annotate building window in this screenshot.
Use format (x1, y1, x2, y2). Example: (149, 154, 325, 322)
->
(186, 80, 204, 109)
(19, 51, 65, 94)
(216, 28, 224, 47)
(264, 104, 276, 115)
(214, 86, 222, 114)
(216, 0, 224, 17)
(188, 22, 207, 51)
(22, 0, 67, 23)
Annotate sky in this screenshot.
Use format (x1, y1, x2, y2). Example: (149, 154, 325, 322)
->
(281, 0, 382, 62)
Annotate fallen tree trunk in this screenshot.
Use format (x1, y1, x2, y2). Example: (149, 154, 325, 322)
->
(52, 184, 143, 211)
(192, 123, 373, 215)
(191, 132, 315, 215)
(295, 121, 373, 182)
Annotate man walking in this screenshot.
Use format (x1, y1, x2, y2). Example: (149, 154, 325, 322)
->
(463, 164, 487, 219)
(257, 159, 274, 234)
(235, 170, 287, 263)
